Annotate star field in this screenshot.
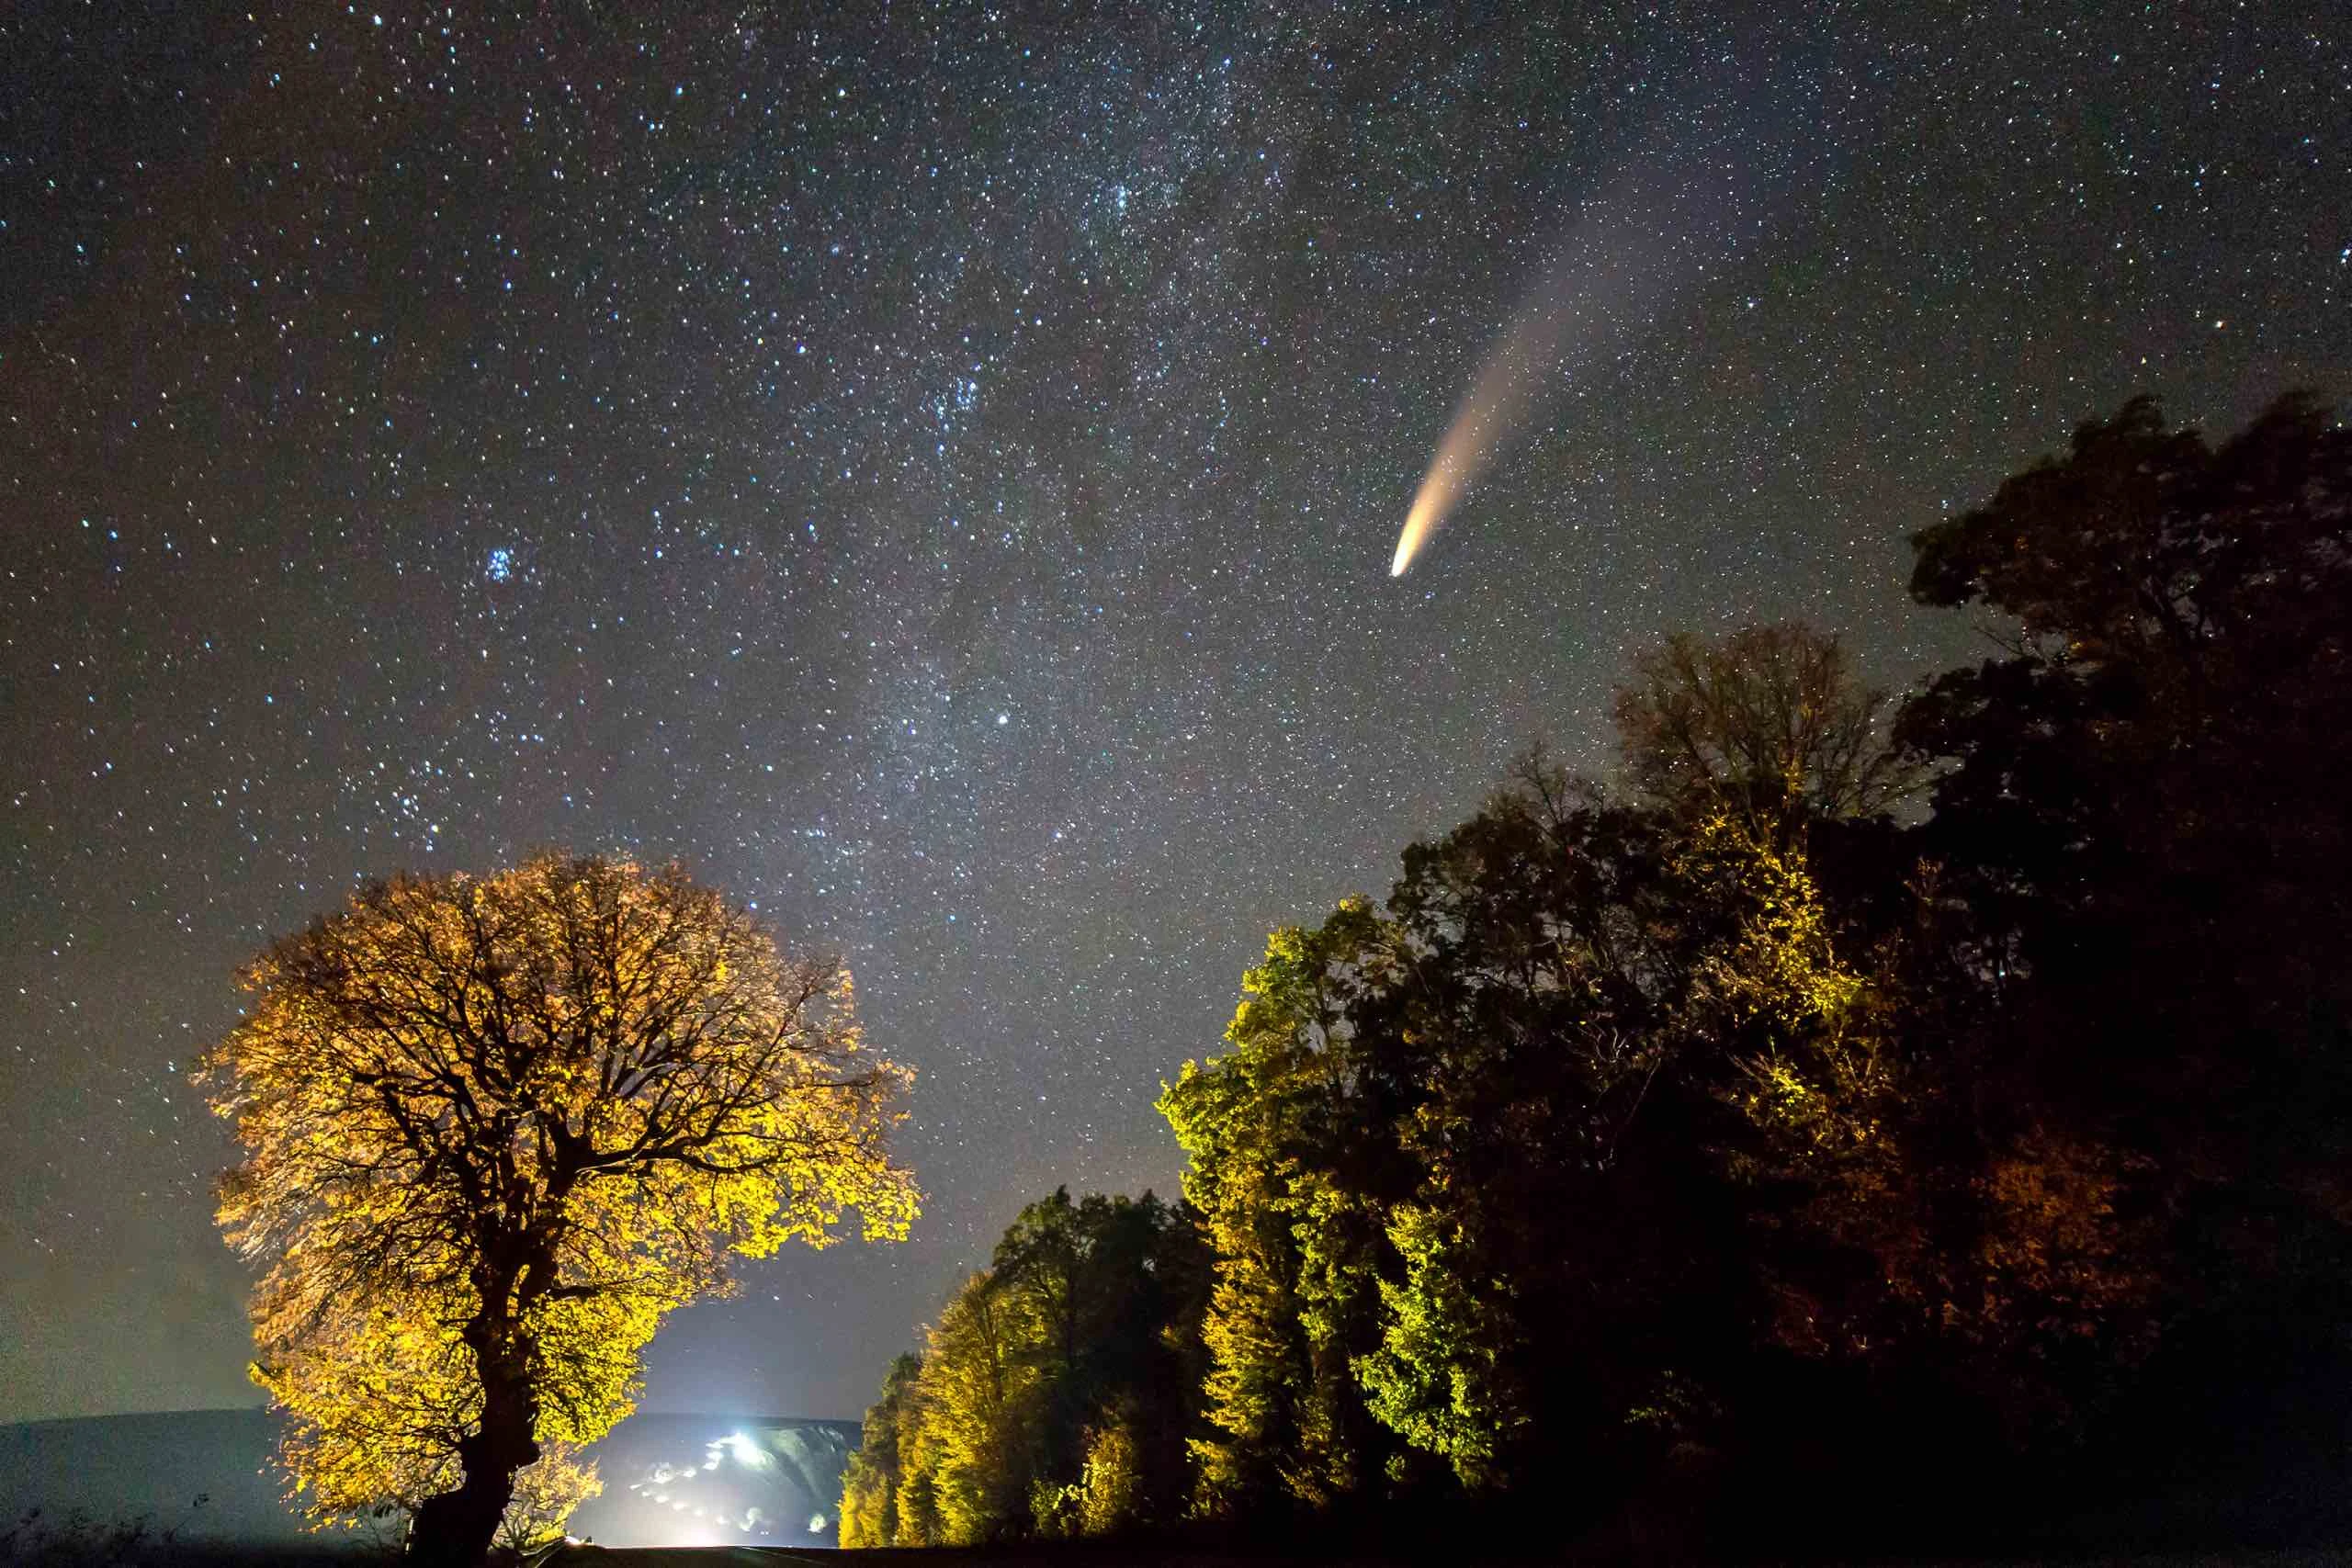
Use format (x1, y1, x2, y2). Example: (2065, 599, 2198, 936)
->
(3, 1, 2346, 1423)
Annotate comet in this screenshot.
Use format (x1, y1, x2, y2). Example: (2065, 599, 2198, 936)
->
(1389, 83, 1785, 577)
(1392, 318, 1559, 577)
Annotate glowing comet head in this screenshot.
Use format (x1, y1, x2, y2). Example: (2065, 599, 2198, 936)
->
(1389, 303, 1555, 578)
(1392, 423, 1488, 577)
(1391, 496, 1437, 577)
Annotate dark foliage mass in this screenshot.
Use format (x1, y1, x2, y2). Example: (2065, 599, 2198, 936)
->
(848, 392, 2352, 1553)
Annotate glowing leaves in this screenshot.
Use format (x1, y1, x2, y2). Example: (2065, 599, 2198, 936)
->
(844, 1193, 1204, 1547)
(246, 1286, 474, 1524)
(1352, 1203, 1528, 1491)
(1158, 901, 1396, 1517)
(493, 1444, 602, 1554)
(1673, 810, 1867, 1047)
(195, 852, 918, 1555)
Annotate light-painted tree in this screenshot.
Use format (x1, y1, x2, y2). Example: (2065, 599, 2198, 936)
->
(837, 1352, 922, 1549)
(491, 1444, 601, 1555)
(1159, 900, 1395, 1516)
(198, 853, 917, 1564)
(911, 1270, 1044, 1544)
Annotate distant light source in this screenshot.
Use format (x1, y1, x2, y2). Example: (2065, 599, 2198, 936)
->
(722, 1431, 770, 1469)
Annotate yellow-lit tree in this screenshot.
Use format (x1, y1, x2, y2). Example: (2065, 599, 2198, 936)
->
(491, 1443, 602, 1555)
(197, 853, 918, 1565)
(837, 1352, 922, 1548)
(843, 1190, 1207, 1546)
(1159, 901, 1396, 1516)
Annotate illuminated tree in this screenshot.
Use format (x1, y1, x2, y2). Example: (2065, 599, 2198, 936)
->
(1159, 901, 1397, 1517)
(987, 1188, 1201, 1521)
(838, 1353, 922, 1549)
(1070, 1405, 1143, 1536)
(197, 853, 918, 1565)
(847, 1190, 1204, 1546)
(1352, 768, 1717, 1497)
(910, 1269, 1042, 1544)
(492, 1444, 601, 1555)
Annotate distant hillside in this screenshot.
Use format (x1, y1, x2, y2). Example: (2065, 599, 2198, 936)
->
(1, 1410, 327, 1551)
(1, 1410, 859, 1551)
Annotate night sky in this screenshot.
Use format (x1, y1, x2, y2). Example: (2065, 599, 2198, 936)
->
(3, 2, 2346, 1426)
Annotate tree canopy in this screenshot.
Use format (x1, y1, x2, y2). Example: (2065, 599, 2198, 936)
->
(1613, 622, 1924, 822)
(198, 852, 917, 1564)
(847, 389, 2352, 1556)
(839, 1189, 1205, 1547)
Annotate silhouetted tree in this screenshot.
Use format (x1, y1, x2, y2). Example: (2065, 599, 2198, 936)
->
(1900, 390, 2352, 1491)
(1614, 623, 1925, 824)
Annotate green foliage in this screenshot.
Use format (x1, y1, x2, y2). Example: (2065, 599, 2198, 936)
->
(919, 1273, 1039, 1544)
(1158, 901, 1396, 1515)
(1138, 393, 2352, 1541)
(837, 1353, 922, 1549)
(1354, 1202, 1524, 1488)
(845, 1190, 1205, 1545)
(1073, 1408, 1145, 1536)
(853, 390, 2352, 1549)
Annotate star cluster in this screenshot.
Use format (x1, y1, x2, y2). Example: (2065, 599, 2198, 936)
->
(2, 1, 2346, 1422)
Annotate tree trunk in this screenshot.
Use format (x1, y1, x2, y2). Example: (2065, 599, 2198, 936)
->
(406, 1359, 540, 1564)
